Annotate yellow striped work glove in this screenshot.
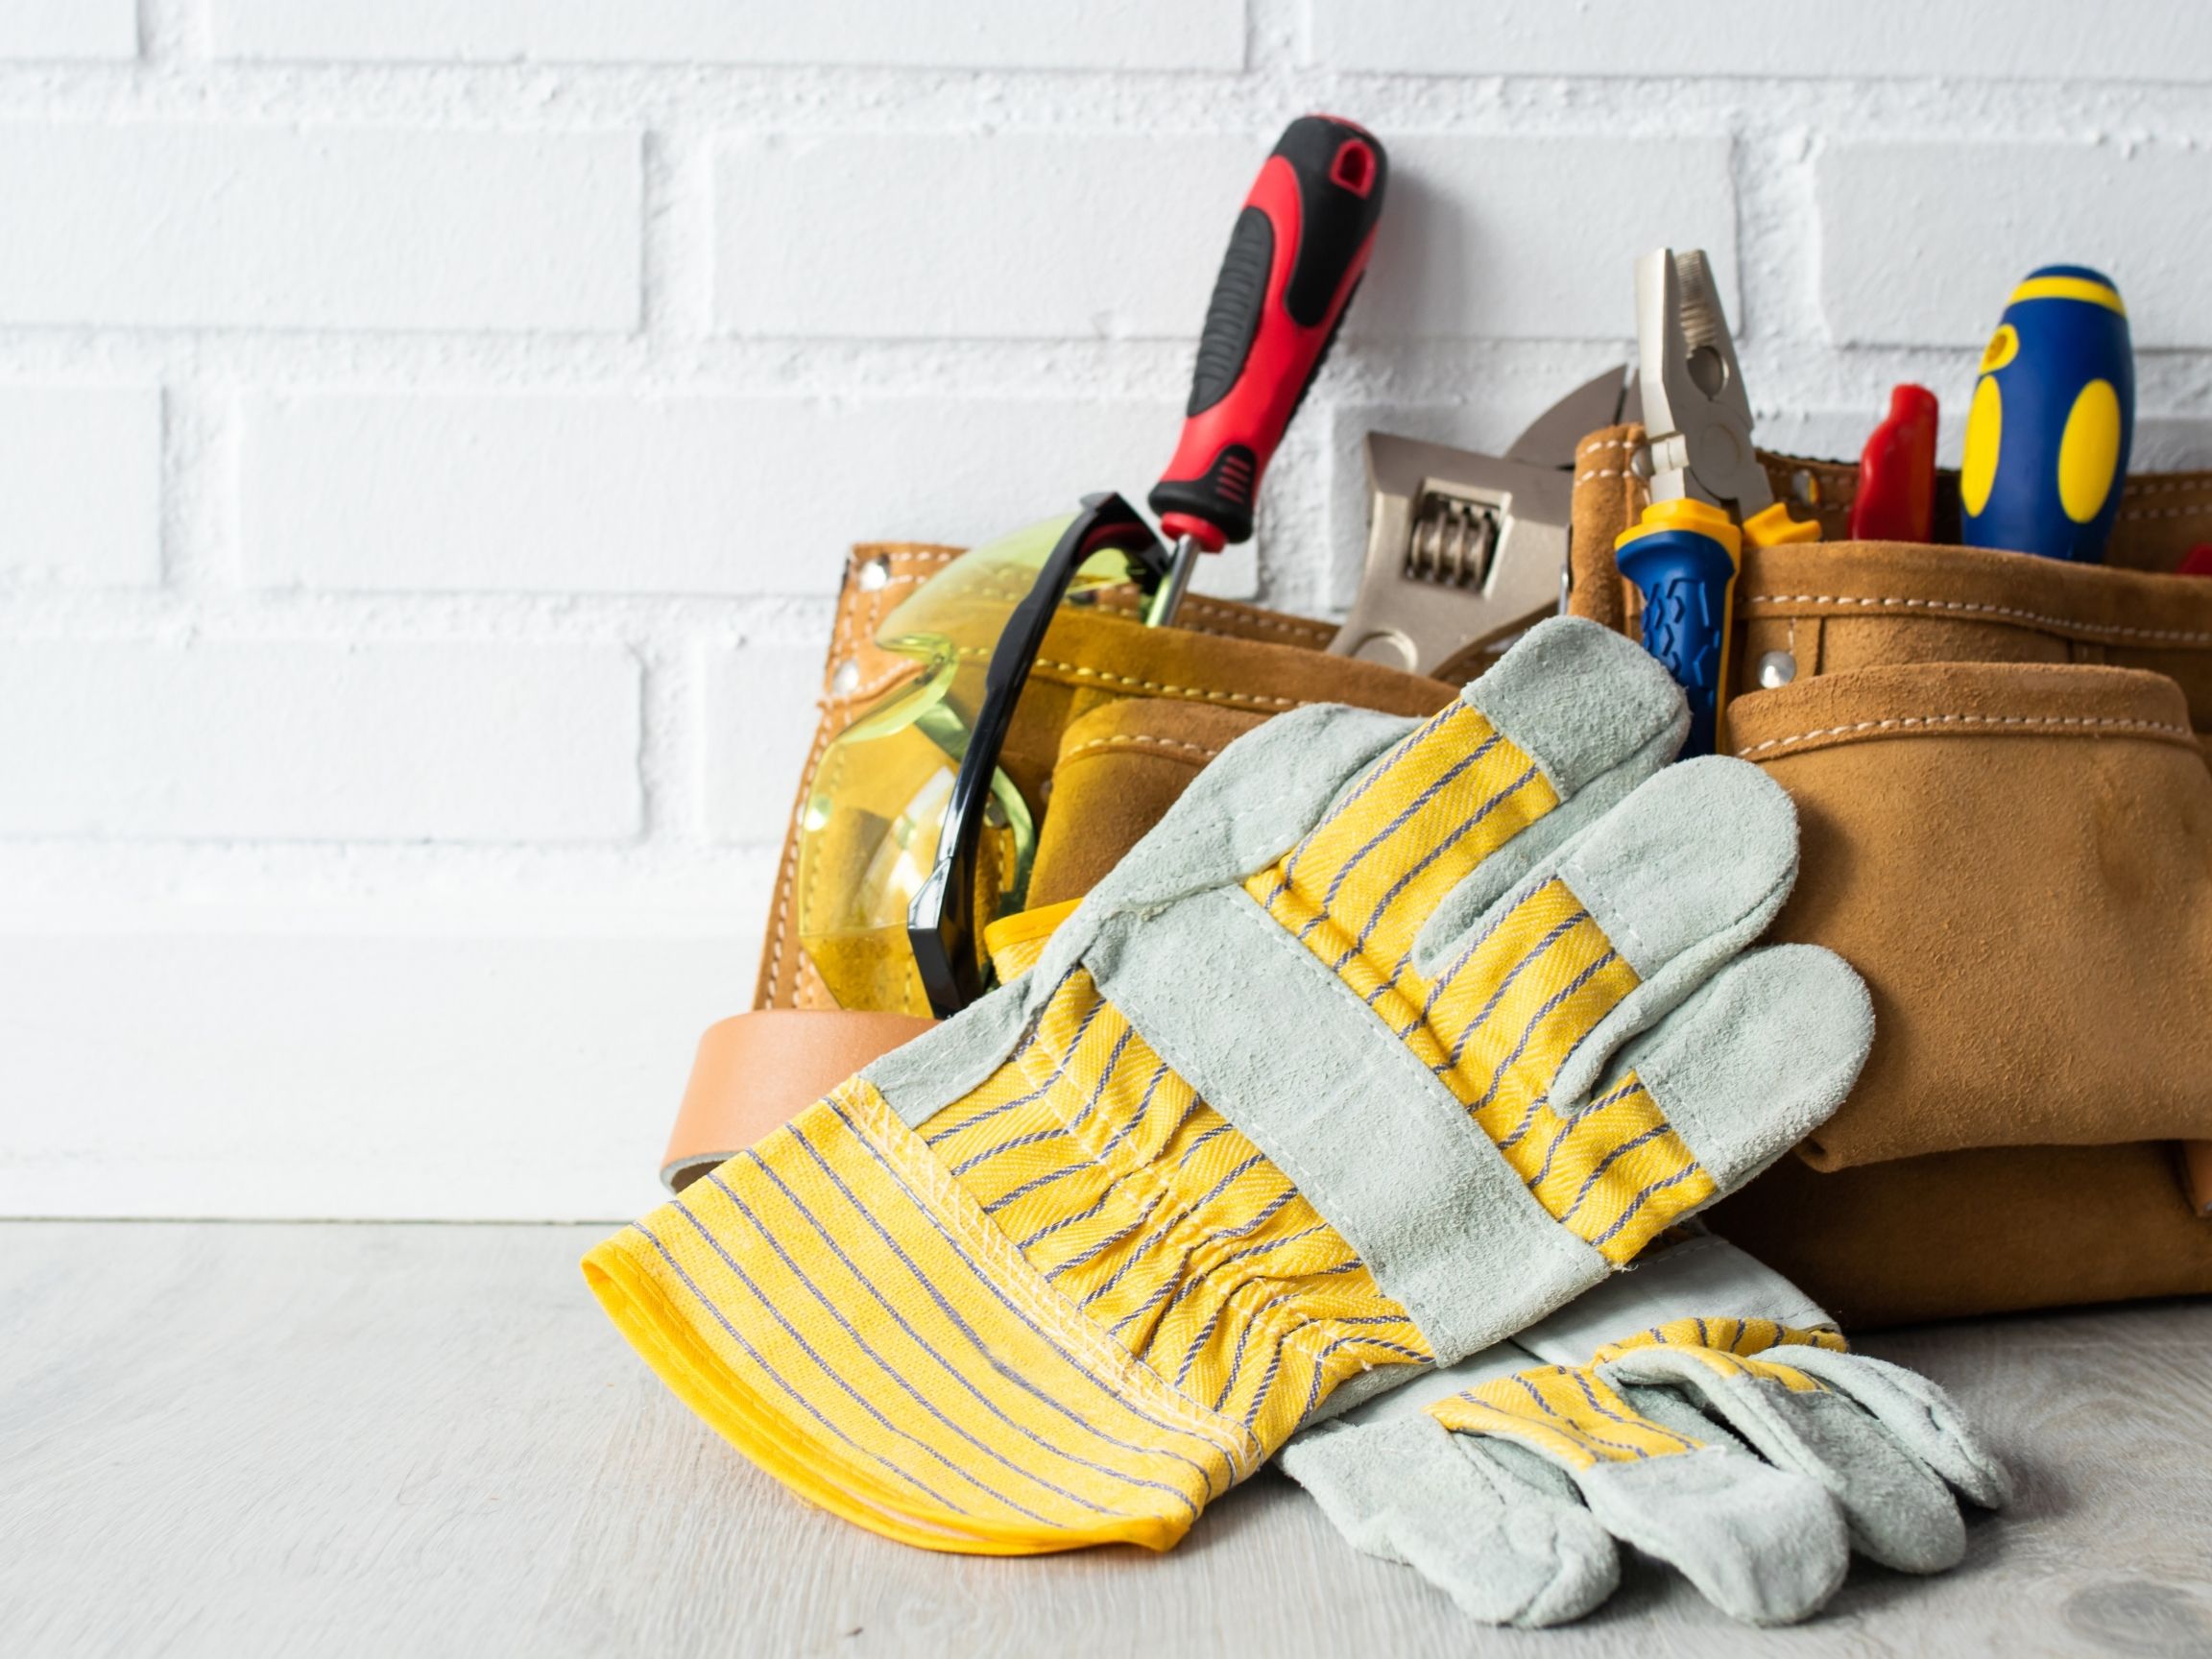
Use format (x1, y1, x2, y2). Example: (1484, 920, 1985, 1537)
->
(1280, 1234, 2009, 1626)
(583, 617, 1875, 1556)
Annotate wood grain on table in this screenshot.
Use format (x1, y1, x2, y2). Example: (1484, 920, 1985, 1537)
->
(4, 1222, 2210, 1658)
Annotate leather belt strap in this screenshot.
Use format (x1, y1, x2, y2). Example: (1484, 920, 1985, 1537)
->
(661, 1009, 934, 1190)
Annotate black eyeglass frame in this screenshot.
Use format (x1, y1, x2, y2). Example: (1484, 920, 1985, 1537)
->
(905, 493, 1169, 1017)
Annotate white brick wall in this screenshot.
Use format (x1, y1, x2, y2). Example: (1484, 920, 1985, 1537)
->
(239, 391, 1197, 594)
(208, 0, 1245, 72)
(0, 1, 135, 60)
(0, 388, 162, 585)
(1817, 141, 2212, 349)
(1, 639, 641, 841)
(5, 1, 2209, 1218)
(0, 126, 640, 332)
(1305, 1, 2212, 82)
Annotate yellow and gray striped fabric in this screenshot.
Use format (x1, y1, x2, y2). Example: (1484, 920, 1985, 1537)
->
(584, 626, 1742, 1556)
(1429, 1318, 1848, 1471)
(1246, 698, 1715, 1263)
(587, 971, 1429, 1554)
(589, 1072, 1268, 1554)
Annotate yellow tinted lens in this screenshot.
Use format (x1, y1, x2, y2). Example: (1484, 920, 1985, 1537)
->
(797, 667, 1036, 1016)
(874, 511, 1152, 654)
(796, 513, 1141, 1012)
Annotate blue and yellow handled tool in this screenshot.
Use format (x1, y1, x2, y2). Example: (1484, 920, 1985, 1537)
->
(1960, 264, 2133, 564)
(1618, 248, 1817, 758)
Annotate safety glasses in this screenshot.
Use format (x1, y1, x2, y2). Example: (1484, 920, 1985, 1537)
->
(795, 494, 1168, 1018)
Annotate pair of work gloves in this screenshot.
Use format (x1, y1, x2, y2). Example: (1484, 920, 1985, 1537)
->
(585, 617, 2008, 1627)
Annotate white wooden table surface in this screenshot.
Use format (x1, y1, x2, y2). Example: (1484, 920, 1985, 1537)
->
(7, 1221, 2211, 1658)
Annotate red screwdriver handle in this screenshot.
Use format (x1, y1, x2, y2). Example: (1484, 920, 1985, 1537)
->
(1148, 114, 1387, 551)
(1849, 384, 1939, 543)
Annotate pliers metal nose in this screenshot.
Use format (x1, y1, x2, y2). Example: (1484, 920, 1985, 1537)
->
(1636, 248, 1817, 550)
(1616, 248, 1817, 759)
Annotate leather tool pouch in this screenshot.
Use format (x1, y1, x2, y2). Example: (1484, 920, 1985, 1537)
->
(721, 463, 2212, 1326)
(1569, 426, 2212, 1323)
(752, 546, 1452, 1012)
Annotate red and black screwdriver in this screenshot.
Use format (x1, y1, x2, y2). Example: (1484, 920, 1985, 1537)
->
(1143, 114, 1388, 624)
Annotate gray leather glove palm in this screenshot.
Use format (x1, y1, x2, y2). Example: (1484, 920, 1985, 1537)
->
(1278, 1233, 2010, 1626)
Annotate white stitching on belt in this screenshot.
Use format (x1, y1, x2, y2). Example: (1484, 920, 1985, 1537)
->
(1735, 712, 2198, 757)
(1743, 591, 2212, 646)
(2119, 477, 2212, 499)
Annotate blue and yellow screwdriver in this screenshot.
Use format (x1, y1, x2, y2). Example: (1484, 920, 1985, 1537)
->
(1618, 248, 1818, 757)
(1960, 264, 2134, 564)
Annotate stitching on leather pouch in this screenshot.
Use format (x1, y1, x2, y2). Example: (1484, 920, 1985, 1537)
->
(1176, 598, 1334, 643)
(1735, 712, 2199, 757)
(1033, 658, 1301, 709)
(1743, 591, 2212, 646)
(1059, 733, 1225, 766)
(2119, 478, 2212, 500)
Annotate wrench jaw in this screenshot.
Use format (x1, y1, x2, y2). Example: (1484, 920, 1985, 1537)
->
(1329, 433, 1573, 681)
(1329, 366, 1631, 680)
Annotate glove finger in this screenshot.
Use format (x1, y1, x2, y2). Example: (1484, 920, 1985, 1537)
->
(1554, 944, 1874, 1244)
(1781, 1346, 2015, 1511)
(1257, 616, 1685, 998)
(1434, 1363, 1846, 1625)
(1573, 1444, 1848, 1625)
(1601, 1347, 1963, 1574)
(1278, 1413, 1618, 1627)
(1395, 763, 1842, 1266)
(1414, 753, 1798, 1094)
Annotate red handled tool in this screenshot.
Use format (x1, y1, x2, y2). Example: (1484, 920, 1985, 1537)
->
(1849, 384, 1939, 543)
(1145, 114, 1387, 624)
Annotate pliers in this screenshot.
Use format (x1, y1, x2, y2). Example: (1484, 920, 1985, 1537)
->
(1635, 248, 1818, 550)
(1618, 248, 1815, 757)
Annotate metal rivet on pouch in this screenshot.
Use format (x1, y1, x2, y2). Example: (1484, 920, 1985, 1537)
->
(1630, 446, 1653, 481)
(1756, 650, 1797, 688)
(830, 658, 860, 697)
(856, 557, 891, 591)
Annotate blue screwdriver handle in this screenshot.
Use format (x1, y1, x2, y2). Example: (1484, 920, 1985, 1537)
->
(1960, 264, 2133, 564)
(1619, 521, 1739, 758)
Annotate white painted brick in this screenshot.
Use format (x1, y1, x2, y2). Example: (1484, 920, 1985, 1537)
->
(0, 640, 640, 842)
(701, 641, 824, 845)
(1306, 0, 2212, 82)
(716, 133, 1261, 340)
(211, 0, 1243, 71)
(2129, 417, 2212, 474)
(0, 387, 161, 587)
(0, 904, 757, 1218)
(0, 0, 134, 59)
(1357, 136, 1737, 341)
(0, 127, 639, 332)
(1754, 408, 1896, 469)
(241, 392, 1217, 596)
(1818, 142, 2212, 350)
(717, 132, 1730, 344)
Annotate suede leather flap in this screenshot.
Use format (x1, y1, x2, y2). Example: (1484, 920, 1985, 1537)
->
(1726, 661, 2212, 1168)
